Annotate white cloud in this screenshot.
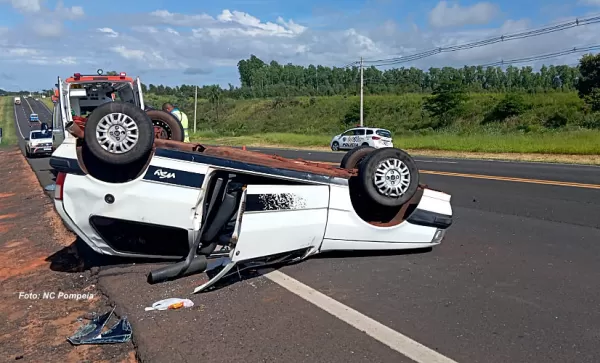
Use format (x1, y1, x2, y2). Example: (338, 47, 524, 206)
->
(0, 0, 43, 13)
(429, 1, 499, 28)
(0, 6, 599, 90)
(98, 27, 119, 37)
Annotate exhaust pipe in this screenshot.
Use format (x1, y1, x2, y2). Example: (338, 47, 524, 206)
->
(147, 177, 225, 284)
(147, 255, 208, 284)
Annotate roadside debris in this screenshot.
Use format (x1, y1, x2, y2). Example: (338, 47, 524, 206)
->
(145, 298, 194, 311)
(44, 183, 56, 192)
(67, 307, 132, 345)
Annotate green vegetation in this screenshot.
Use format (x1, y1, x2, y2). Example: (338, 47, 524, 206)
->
(41, 97, 53, 110)
(22, 53, 600, 157)
(0, 96, 17, 146)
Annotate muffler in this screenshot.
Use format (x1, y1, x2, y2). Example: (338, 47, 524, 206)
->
(147, 255, 208, 284)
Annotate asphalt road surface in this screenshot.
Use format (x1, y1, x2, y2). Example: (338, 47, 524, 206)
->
(13, 102, 600, 363)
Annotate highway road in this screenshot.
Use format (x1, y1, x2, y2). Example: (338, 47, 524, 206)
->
(12, 101, 600, 363)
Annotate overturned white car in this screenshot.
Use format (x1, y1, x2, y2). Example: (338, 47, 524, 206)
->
(50, 98, 453, 293)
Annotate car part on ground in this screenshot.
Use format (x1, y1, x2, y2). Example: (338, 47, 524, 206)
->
(83, 101, 155, 165)
(146, 109, 185, 142)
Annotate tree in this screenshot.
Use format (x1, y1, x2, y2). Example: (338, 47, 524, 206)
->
(422, 80, 468, 129)
(576, 53, 600, 111)
(208, 86, 222, 122)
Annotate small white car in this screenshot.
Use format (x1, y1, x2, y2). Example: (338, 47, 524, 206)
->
(330, 127, 393, 151)
(25, 129, 54, 157)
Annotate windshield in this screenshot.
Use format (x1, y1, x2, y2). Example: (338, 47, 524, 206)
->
(30, 114, 38, 117)
(30, 131, 51, 139)
(376, 129, 392, 138)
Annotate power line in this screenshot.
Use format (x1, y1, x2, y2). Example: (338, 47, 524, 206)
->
(345, 14, 600, 68)
(348, 45, 594, 86)
(479, 44, 600, 67)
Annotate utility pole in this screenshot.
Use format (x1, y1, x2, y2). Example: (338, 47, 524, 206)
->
(194, 85, 198, 133)
(359, 57, 364, 127)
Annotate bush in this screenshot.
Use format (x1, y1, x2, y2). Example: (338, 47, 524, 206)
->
(484, 93, 528, 123)
(543, 112, 568, 128)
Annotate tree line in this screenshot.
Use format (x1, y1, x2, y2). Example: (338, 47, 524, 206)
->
(141, 55, 583, 100)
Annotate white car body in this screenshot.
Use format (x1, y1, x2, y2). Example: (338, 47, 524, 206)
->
(26, 130, 54, 156)
(14, 96, 21, 105)
(330, 127, 393, 151)
(50, 138, 452, 293)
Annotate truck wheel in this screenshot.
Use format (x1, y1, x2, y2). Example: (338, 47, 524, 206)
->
(357, 147, 419, 207)
(83, 101, 154, 165)
(146, 110, 184, 142)
(340, 145, 374, 169)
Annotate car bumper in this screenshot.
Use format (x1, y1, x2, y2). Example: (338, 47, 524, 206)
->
(29, 146, 54, 154)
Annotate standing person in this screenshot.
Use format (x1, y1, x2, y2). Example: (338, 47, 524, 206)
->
(162, 103, 190, 142)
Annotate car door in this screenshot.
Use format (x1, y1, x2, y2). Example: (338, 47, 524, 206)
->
(133, 77, 145, 110)
(353, 128, 366, 146)
(340, 129, 356, 150)
(230, 184, 330, 262)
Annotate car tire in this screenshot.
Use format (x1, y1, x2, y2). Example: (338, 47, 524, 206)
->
(146, 110, 184, 142)
(83, 101, 154, 165)
(361, 142, 369, 146)
(340, 145, 375, 169)
(357, 147, 419, 207)
(331, 141, 340, 151)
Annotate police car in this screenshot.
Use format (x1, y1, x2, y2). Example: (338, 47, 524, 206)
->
(330, 127, 393, 151)
(29, 113, 40, 123)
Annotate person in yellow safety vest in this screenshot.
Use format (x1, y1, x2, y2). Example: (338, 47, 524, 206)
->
(162, 103, 190, 142)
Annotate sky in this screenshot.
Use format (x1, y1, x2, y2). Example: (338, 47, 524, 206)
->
(0, 0, 599, 91)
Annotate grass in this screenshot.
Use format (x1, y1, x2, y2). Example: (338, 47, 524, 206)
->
(190, 130, 600, 154)
(40, 97, 54, 110)
(0, 96, 17, 146)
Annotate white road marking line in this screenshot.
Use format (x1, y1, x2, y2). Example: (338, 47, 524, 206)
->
(263, 270, 459, 363)
(14, 104, 25, 139)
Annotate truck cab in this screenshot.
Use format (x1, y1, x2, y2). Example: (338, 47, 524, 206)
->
(14, 96, 21, 105)
(52, 70, 144, 143)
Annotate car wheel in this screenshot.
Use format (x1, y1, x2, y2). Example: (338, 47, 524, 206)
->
(361, 142, 369, 146)
(331, 141, 340, 151)
(83, 101, 154, 165)
(340, 145, 375, 169)
(146, 110, 184, 142)
(357, 147, 419, 207)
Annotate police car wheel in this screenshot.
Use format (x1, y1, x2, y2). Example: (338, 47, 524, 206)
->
(340, 145, 375, 169)
(331, 141, 340, 151)
(357, 147, 419, 207)
(84, 101, 154, 165)
(146, 110, 184, 142)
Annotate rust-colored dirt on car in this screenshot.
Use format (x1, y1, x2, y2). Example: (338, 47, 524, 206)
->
(0, 147, 136, 363)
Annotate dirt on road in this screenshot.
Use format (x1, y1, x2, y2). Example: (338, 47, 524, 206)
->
(0, 147, 136, 363)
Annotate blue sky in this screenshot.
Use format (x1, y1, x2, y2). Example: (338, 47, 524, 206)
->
(0, 0, 599, 91)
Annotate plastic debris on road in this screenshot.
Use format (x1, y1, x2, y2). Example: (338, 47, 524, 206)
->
(67, 307, 132, 345)
(145, 298, 194, 311)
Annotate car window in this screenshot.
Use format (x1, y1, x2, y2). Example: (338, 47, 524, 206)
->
(376, 129, 392, 138)
(366, 129, 373, 135)
(30, 131, 50, 139)
(353, 129, 366, 135)
(341, 130, 355, 136)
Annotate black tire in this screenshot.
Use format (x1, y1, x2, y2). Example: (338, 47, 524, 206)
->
(357, 148, 419, 207)
(331, 141, 340, 151)
(146, 110, 184, 142)
(340, 145, 375, 169)
(83, 101, 154, 165)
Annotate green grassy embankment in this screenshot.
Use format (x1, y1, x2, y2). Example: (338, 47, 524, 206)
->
(0, 97, 17, 147)
(142, 92, 599, 161)
(40, 97, 54, 110)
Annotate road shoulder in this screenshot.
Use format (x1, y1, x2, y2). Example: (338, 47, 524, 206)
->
(0, 147, 136, 362)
